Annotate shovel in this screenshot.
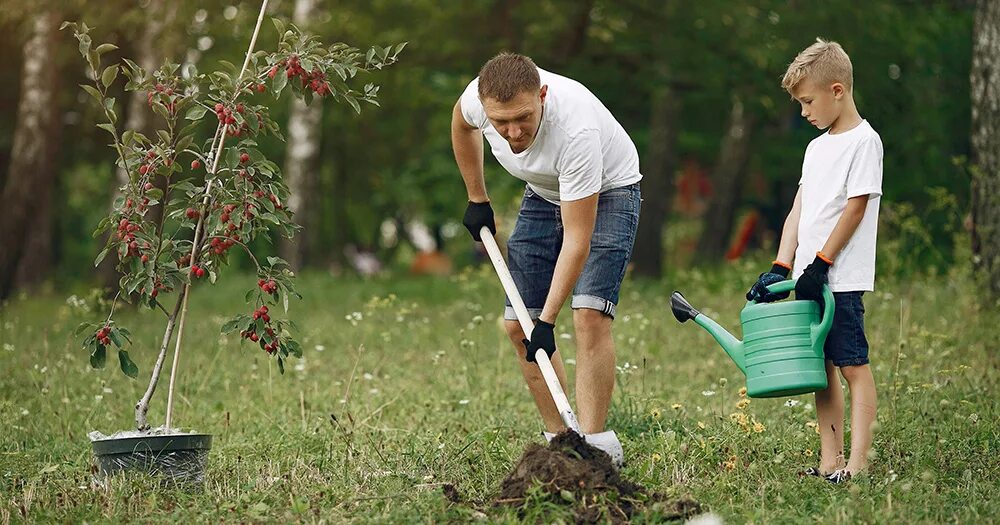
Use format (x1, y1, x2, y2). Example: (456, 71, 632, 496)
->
(479, 227, 581, 434)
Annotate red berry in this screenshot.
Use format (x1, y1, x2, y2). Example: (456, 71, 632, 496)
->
(240, 152, 250, 164)
(144, 182, 154, 191)
(256, 83, 266, 93)
(250, 333, 259, 342)
(268, 66, 278, 79)
(186, 208, 198, 219)
(236, 103, 244, 113)
(220, 213, 229, 223)
(141, 255, 149, 263)
(146, 150, 156, 159)
(260, 305, 268, 314)
(191, 160, 201, 170)
(139, 164, 149, 175)
(253, 311, 261, 320)
(151, 289, 158, 298)
(214, 102, 224, 113)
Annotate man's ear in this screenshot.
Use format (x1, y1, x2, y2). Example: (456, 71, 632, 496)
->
(831, 82, 846, 100)
(539, 84, 548, 103)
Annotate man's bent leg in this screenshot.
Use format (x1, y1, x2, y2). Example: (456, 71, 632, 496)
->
(573, 308, 615, 434)
(504, 320, 569, 433)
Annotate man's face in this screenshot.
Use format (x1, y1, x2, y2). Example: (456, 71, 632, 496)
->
(790, 79, 845, 131)
(482, 85, 547, 153)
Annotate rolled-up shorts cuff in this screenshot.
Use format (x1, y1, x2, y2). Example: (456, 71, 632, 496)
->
(571, 294, 617, 319)
(503, 307, 544, 321)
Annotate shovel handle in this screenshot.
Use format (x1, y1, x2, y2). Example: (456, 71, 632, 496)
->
(479, 227, 581, 433)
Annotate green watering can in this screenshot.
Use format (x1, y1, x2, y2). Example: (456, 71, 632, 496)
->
(670, 280, 834, 398)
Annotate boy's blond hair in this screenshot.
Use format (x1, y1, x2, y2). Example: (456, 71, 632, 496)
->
(781, 38, 853, 92)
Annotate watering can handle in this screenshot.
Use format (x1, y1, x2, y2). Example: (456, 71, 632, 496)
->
(748, 279, 835, 346)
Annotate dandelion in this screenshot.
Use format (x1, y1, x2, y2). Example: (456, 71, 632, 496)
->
(722, 455, 738, 471)
(697, 421, 706, 430)
(671, 403, 683, 410)
(738, 386, 747, 397)
(652, 453, 662, 463)
(804, 449, 814, 457)
(736, 398, 751, 410)
(718, 377, 728, 387)
(752, 421, 766, 433)
(650, 407, 662, 419)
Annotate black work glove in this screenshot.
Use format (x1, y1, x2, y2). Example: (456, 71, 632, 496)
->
(462, 201, 496, 242)
(746, 263, 792, 303)
(523, 320, 557, 363)
(795, 254, 831, 307)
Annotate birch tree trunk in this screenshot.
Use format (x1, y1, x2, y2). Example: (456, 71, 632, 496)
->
(970, 0, 1000, 300)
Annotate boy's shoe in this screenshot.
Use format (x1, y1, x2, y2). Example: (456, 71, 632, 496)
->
(542, 430, 624, 469)
(801, 467, 824, 477)
(825, 468, 852, 484)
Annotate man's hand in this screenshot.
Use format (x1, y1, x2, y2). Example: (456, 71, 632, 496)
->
(795, 254, 831, 306)
(523, 320, 556, 363)
(747, 262, 791, 303)
(462, 201, 496, 241)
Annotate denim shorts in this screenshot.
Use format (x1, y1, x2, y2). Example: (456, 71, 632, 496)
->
(824, 292, 870, 367)
(503, 182, 641, 321)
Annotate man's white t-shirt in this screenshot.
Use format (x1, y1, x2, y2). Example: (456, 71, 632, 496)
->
(460, 68, 642, 203)
(794, 119, 883, 292)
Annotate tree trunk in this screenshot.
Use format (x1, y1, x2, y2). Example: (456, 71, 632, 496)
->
(96, 0, 178, 293)
(696, 97, 754, 261)
(971, 0, 1000, 300)
(279, 0, 324, 271)
(632, 83, 679, 277)
(0, 11, 62, 300)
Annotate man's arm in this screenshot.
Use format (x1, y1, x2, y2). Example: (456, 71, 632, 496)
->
(451, 100, 488, 202)
(775, 188, 803, 265)
(820, 194, 869, 260)
(539, 194, 598, 324)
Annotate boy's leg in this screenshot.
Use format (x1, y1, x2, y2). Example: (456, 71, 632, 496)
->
(503, 188, 566, 433)
(814, 359, 846, 473)
(841, 364, 877, 473)
(573, 308, 615, 433)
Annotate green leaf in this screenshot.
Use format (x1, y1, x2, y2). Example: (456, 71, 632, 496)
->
(97, 123, 116, 136)
(95, 43, 118, 55)
(344, 94, 361, 114)
(272, 68, 288, 95)
(221, 317, 242, 333)
(185, 105, 208, 121)
(271, 18, 286, 37)
(277, 356, 285, 375)
(118, 350, 139, 378)
(156, 129, 171, 144)
(90, 345, 107, 369)
(94, 246, 110, 267)
(74, 322, 96, 337)
(81, 84, 103, 101)
(101, 65, 119, 88)
(109, 328, 124, 348)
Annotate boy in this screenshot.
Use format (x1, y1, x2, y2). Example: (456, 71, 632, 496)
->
(746, 39, 882, 483)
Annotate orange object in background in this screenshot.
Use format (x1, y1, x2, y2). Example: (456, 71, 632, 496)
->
(410, 250, 453, 276)
(726, 210, 760, 261)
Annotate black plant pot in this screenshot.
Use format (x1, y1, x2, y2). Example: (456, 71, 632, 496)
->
(91, 433, 212, 485)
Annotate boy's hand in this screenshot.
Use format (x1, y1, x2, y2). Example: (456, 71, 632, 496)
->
(747, 262, 792, 303)
(462, 201, 496, 241)
(795, 254, 832, 306)
(523, 320, 557, 363)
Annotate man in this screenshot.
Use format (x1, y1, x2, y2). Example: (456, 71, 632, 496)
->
(451, 52, 641, 466)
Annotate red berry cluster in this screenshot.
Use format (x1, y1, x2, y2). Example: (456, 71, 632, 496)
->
(95, 325, 112, 346)
(191, 264, 207, 278)
(258, 278, 278, 295)
(146, 83, 177, 114)
(269, 56, 331, 97)
(241, 305, 280, 354)
(116, 218, 153, 262)
(214, 102, 258, 137)
(209, 236, 236, 256)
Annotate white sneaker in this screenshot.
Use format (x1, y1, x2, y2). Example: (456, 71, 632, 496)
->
(543, 430, 624, 469)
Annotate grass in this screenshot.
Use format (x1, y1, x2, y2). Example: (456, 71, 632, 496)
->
(1, 260, 998, 523)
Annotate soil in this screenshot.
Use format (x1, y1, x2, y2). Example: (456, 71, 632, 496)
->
(88, 426, 187, 441)
(494, 430, 701, 523)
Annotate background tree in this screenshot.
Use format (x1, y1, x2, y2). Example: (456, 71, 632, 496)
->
(970, 0, 1000, 300)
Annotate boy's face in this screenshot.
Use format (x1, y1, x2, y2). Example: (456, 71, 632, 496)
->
(790, 78, 847, 131)
(482, 85, 547, 153)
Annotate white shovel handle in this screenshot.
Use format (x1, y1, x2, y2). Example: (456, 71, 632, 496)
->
(479, 227, 581, 433)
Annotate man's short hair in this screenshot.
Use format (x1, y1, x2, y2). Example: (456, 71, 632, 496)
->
(477, 52, 541, 103)
(781, 38, 853, 93)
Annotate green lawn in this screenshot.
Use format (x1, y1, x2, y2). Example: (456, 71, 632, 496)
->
(1, 261, 998, 523)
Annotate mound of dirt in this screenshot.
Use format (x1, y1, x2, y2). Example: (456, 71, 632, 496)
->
(496, 431, 700, 523)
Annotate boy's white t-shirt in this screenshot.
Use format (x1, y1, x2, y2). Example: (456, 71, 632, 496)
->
(460, 68, 642, 203)
(794, 119, 883, 292)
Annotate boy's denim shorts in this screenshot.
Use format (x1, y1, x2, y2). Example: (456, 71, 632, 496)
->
(825, 291, 870, 367)
(503, 182, 640, 321)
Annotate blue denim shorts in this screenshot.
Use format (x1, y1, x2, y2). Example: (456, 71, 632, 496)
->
(503, 182, 641, 321)
(824, 292, 870, 367)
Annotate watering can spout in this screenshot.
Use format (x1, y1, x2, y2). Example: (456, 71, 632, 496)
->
(670, 292, 746, 374)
